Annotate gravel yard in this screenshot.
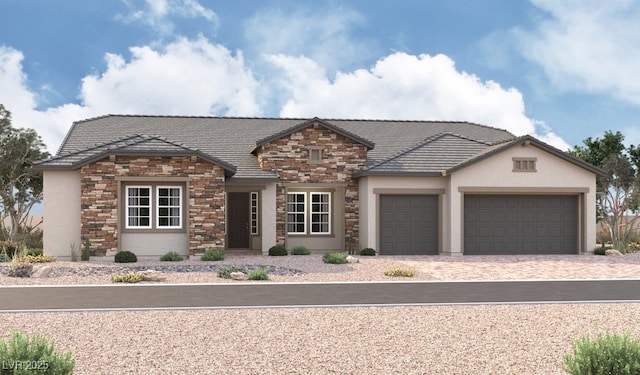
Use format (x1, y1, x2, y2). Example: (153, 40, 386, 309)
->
(2, 253, 640, 374)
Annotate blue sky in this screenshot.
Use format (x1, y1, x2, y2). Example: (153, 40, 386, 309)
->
(1, 0, 640, 154)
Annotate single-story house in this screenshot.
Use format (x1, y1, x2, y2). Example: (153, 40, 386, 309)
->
(34, 115, 604, 258)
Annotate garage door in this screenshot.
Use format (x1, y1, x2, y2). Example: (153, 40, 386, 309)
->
(464, 195, 578, 255)
(379, 195, 439, 255)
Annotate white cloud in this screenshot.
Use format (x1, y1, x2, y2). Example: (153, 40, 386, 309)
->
(81, 36, 261, 116)
(268, 52, 570, 150)
(117, 0, 218, 35)
(516, 0, 640, 105)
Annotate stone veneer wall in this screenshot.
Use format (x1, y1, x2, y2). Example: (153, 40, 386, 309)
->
(80, 155, 225, 256)
(257, 123, 368, 247)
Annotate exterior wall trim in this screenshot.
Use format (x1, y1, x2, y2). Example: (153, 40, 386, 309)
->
(373, 188, 446, 195)
(458, 187, 589, 194)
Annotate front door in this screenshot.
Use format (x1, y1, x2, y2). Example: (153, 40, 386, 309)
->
(228, 192, 250, 248)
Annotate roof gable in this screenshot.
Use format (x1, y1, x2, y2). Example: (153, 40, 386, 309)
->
(35, 134, 237, 176)
(250, 117, 375, 154)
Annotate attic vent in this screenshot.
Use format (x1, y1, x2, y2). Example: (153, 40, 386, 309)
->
(513, 158, 536, 172)
(306, 146, 324, 164)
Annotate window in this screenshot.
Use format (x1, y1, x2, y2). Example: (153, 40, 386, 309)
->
(287, 192, 332, 235)
(126, 186, 151, 228)
(157, 186, 182, 228)
(513, 158, 537, 172)
(307, 146, 324, 164)
(250, 192, 259, 235)
(125, 184, 183, 230)
(287, 193, 306, 234)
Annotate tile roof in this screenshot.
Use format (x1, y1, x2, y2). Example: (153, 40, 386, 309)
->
(37, 115, 517, 178)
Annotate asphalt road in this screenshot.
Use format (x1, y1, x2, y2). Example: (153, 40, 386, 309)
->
(2, 279, 640, 312)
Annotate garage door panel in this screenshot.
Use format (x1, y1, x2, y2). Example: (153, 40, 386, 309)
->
(380, 195, 438, 255)
(465, 195, 577, 255)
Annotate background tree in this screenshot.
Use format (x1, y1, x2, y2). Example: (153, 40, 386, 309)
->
(571, 131, 640, 251)
(0, 104, 50, 242)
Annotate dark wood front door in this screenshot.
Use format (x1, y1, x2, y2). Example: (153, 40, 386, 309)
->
(228, 192, 250, 249)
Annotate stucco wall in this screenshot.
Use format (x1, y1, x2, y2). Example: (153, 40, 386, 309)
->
(42, 170, 81, 258)
(448, 143, 597, 254)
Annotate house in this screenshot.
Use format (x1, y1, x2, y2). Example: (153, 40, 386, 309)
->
(34, 115, 604, 258)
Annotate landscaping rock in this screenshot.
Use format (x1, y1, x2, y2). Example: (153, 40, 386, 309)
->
(31, 265, 52, 278)
(346, 256, 359, 263)
(605, 249, 623, 256)
(230, 272, 248, 281)
(139, 270, 166, 282)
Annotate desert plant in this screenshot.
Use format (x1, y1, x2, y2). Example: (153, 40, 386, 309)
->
(384, 267, 415, 277)
(627, 242, 640, 253)
(0, 331, 75, 374)
(268, 245, 288, 256)
(15, 254, 56, 263)
(201, 248, 225, 261)
(247, 267, 269, 280)
(346, 239, 360, 255)
(360, 248, 376, 256)
(69, 242, 78, 262)
(81, 238, 91, 261)
(110, 272, 144, 283)
(217, 265, 248, 279)
(159, 251, 184, 262)
(594, 247, 607, 256)
(290, 245, 310, 255)
(564, 332, 640, 375)
(0, 252, 9, 262)
(322, 252, 347, 264)
(114, 250, 137, 263)
(7, 262, 33, 278)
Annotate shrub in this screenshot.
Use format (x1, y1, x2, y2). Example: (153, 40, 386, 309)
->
(0, 252, 10, 263)
(7, 262, 33, 278)
(15, 254, 56, 263)
(627, 242, 640, 253)
(268, 245, 288, 256)
(201, 248, 225, 261)
(248, 268, 269, 280)
(594, 247, 607, 256)
(217, 265, 248, 279)
(81, 238, 91, 261)
(110, 272, 144, 283)
(69, 242, 78, 262)
(0, 331, 75, 374)
(291, 246, 310, 255)
(360, 248, 376, 256)
(160, 251, 184, 262)
(564, 332, 640, 375)
(384, 267, 415, 277)
(114, 250, 137, 263)
(322, 252, 347, 264)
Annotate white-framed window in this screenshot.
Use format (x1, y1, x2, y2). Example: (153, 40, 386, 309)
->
(250, 192, 259, 235)
(513, 158, 537, 172)
(124, 184, 183, 230)
(157, 186, 182, 228)
(126, 186, 151, 229)
(287, 192, 332, 235)
(310, 192, 331, 234)
(287, 193, 306, 234)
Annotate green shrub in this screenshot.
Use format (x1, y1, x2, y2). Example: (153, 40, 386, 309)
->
(217, 265, 248, 279)
(0, 252, 10, 263)
(15, 254, 56, 263)
(201, 248, 225, 261)
(291, 246, 310, 255)
(81, 238, 91, 261)
(594, 247, 607, 256)
(564, 332, 640, 375)
(627, 242, 640, 253)
(359, 248, 376, 256)
(114, 250, 137, 263)
(7, 262, 33, 278)
(110, 272, 144, 283)
(322, 252, 347, 264)
(268, 245, 288, 256)
(160, 251, 184, 262)
(0, 331, 75, 374)
(384, 267, 415, 277)
(247, 268, 269, 280)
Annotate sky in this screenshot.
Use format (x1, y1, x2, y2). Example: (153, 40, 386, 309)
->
(1, 0, 640, 155)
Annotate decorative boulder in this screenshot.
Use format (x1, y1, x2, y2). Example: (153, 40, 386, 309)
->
(31, 265, 52, 278)
(230, 272, 249, 281)
(139, 270, 166, 282)
(346, 255, 359, 263)
(605, 249, 623, 257)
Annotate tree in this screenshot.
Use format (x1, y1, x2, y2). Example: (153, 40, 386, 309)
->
(570, 131, 640, 251)
(0, 104, 50, 242)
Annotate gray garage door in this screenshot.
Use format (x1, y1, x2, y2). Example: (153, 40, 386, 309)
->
(379, 195, 439, 255)
(464, 195, 578, 255)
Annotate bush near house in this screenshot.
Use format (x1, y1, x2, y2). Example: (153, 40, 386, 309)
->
(564, 332, 640, 375)
(322, 252, 347, 264)
(359, 248, 376, 256)
(114, 250, 137, 263)
(268, 245, 288, 256)
(201, 248, 225, 261)
(290, 246, 310, 255)
(0, 331, 75, 374)
(159, 251, 184, 262)
(247, 268, 269, 280)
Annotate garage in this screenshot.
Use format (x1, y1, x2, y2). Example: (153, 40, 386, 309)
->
(464, 195, 578, 255)
(379, 195, 439, 255)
